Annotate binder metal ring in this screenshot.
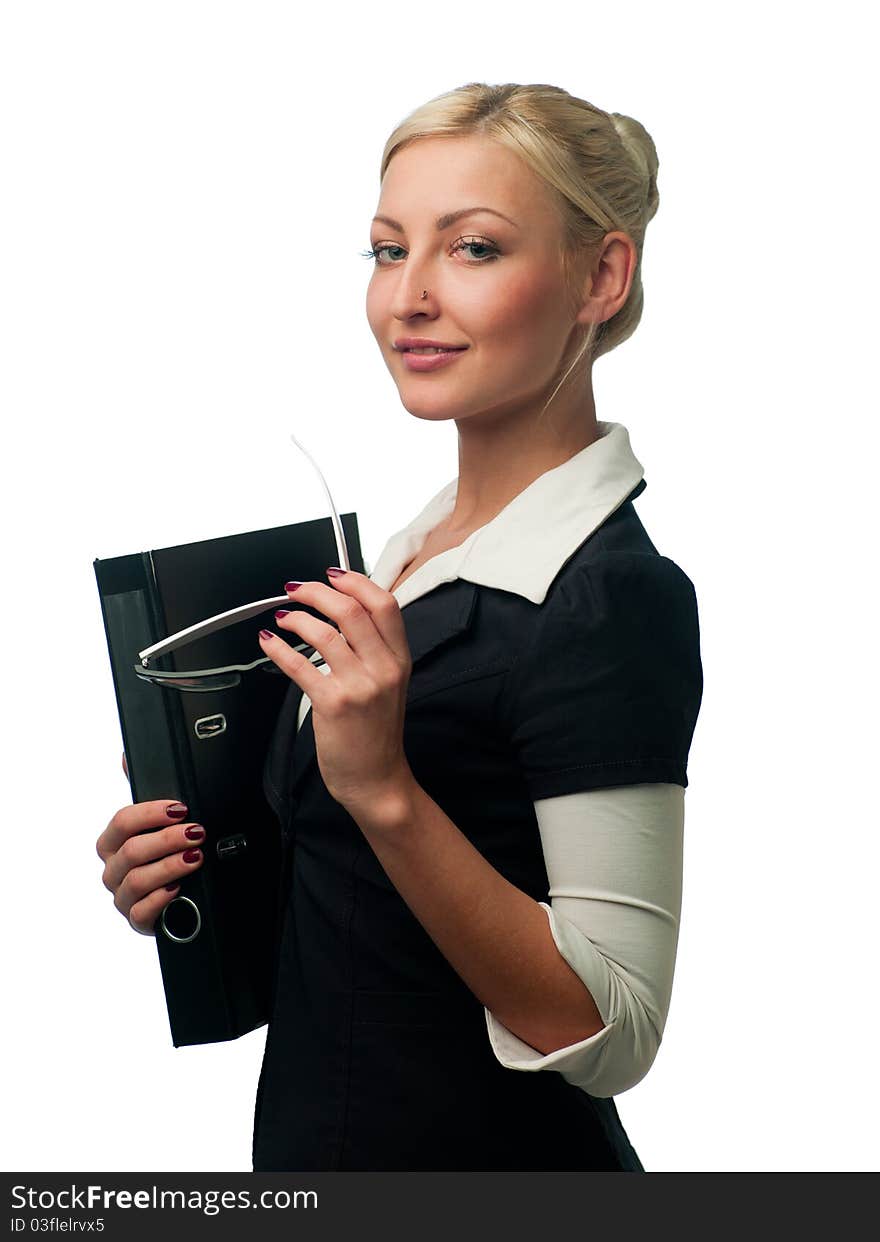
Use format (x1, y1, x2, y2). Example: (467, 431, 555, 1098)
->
(160, 895, 202, 944)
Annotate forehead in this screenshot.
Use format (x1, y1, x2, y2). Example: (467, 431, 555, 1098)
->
(378, 134, 562, 228)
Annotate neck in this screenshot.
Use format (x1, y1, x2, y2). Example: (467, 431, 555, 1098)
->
(442, 373, 600, 537)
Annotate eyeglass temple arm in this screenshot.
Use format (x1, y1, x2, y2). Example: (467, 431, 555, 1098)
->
(289, 433, 351, 573)
(138, 594, 292, 665)
(138, 434, 352, 666)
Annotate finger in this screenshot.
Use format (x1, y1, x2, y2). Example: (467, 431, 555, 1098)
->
(273, 607, 360, 674)
(102, 821, 206, 893)
(279, 581, 390, 665)
(97, 799, 191, 862)
(322, 568, 411, 664)
(258, 625, 344, 705)
(121, 751, 129, 782)
(127, 881, 190, 937)
(114, 844, 205, 922)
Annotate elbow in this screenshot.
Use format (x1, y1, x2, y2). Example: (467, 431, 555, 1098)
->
(570, 1000, 663, 1098)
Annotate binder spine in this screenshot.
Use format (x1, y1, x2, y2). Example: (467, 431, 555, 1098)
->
(94, 553, 234, 1046)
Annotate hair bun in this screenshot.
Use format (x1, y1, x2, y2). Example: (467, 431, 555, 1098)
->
(610, 112, 660, 219)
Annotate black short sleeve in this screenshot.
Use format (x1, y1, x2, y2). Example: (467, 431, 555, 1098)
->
(499, 552, 703, 799)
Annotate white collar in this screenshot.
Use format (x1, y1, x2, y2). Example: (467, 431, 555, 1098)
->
(368, 421, 645, 609)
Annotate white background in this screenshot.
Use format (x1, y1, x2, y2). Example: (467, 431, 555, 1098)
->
(1, 0, 877, 1174)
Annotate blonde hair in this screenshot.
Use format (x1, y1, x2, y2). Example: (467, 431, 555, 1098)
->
(379, 82, 660, 420)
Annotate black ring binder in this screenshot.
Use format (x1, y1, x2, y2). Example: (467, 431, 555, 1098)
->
(94, 511, 365, 1047)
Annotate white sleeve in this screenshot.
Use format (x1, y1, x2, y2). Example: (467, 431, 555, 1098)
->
(484, 782, 684, 1098)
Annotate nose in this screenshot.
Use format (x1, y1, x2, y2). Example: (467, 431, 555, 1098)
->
(389, 259, 436, 322)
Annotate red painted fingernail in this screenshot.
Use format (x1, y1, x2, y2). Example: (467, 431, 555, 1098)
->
(275, 609, 290, 619)
(326, 567, 346, 577)
(259, 629, 274, 640)
(166, 803, 187, 819)
(185, 825, 205, 841)
(284, 581, 303, 592)
(182, 849, 201, 864)
(165, 883, 180, 893)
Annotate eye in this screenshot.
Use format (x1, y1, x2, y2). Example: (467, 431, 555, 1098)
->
(360, 244, 407, 265)
(450, 236, 500, 263)
(360, 236, 501, 266)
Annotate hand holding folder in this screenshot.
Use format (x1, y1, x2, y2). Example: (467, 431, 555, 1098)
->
(96, 796, 209, 937)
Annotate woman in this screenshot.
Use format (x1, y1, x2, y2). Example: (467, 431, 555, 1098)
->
(97, 82, 703, 1171)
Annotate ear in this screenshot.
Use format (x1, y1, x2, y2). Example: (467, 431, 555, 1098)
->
(574, 231, 638, 328)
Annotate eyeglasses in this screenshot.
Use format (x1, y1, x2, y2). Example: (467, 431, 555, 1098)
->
(134, 435, 350, 693)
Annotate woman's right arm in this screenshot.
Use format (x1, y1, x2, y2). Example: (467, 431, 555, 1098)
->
(95, 751, 206, 936)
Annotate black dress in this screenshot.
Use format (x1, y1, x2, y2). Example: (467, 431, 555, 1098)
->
(252, 477, 702, 1171)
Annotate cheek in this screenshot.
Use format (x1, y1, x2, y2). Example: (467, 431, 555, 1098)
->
(475, 269, 566, 350)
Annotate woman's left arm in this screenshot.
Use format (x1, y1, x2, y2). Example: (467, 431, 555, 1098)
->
(259, 568, 605, 1056)
(350, 768, 609, 1055)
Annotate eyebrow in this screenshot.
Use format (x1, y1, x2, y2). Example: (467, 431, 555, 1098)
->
(371, 206, 519, 232)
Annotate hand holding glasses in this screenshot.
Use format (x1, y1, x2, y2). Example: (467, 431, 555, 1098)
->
(133, 435, 352, 692)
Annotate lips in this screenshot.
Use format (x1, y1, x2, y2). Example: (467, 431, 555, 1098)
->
(393, 339, 468, 352)
(399, 347, 467, 372)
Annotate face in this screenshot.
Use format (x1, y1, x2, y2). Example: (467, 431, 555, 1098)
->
(365, 134, 589, 427)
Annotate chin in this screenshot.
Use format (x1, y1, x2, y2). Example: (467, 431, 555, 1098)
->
(397, 390, 466, 422)
(401, 404, 462, 424)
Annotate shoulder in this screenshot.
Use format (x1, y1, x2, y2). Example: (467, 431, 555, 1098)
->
(529, 546, 701, 666)
(497, 545, 703, 734)
(534, 479, 699, 636)
(496, 548, 704, 796)
(555, 547, 699, 630)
